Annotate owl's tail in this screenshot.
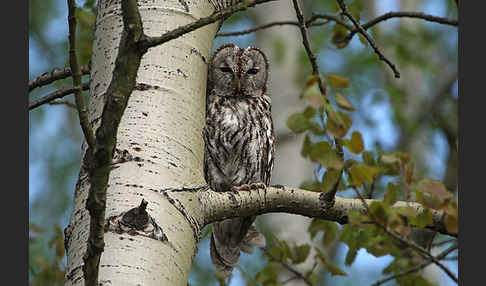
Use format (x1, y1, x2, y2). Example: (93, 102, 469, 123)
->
(210, 217, 266, 276)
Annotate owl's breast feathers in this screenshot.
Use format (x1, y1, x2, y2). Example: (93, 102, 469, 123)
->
(203, 94, 274, 192)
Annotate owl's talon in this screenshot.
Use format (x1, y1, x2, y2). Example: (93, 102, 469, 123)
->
(231, 184, 251, 192)
(250, 183, 266, 190)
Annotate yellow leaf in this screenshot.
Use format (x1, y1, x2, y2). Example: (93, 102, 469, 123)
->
(328, 73, 350, 88)
(302, 84, 325, 108)
(344, 131, 364, 154)
(336, 92, 355, 111)
(325, 107, 352, 138)
(445, 213, 458, 234)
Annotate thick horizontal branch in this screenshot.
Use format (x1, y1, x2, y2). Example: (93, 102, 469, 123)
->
(167, 186, 456, 238)
(29, 65, 90, 92)
(29, 82, 89, 110)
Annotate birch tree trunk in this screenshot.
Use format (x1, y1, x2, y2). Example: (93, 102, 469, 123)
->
(64, 1, 218, 285)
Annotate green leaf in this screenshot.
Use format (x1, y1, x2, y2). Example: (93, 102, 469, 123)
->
(322, 168, 342, 193)
(302, 83, 325, 108)
(302, 106, 316, 118)
(291, 244, 311, 264)
(309, 142, 344, 170)
(358, 34, 368, 47)
(344, 247, 358, 266)
(348, 0, 364, 21)
(369, 201, 390, 225)
(410, 208, 433, 228)
(326, 261, 348, 276)
(255, 263, 278, 285)
(331, 24, 351, 48)
(322, 222, 339, 248)
(336, 92, 355, 111)
(299, 180, 323, 192)
(301, 135, 313, 158)
(308, 219, 327, 239)
(75, 7, 95, 30)
(327, 73, 350, 89)
(315, 248, 348, 276)
(445, 212, 458, 234)
(362, 151, 375, 166)
(384, 182, 399, 206)
(343, 131, 364, 154)
(267, 245, 286, 261)
(287, 113, 310, 133)
(415, 178, 451, 209)
(325, 107, 352, 139)
(349, 164, 380, 187)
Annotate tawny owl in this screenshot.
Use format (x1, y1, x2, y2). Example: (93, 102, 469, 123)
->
(203, 43, 275, 275)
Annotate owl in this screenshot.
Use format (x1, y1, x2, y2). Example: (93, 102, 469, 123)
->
(203, 43, 275, 276)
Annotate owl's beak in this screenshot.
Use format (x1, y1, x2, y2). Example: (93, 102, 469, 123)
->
(236, 79, 241, 93)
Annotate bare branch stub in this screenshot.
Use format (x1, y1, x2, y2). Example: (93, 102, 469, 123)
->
(105, 199, 168, 242)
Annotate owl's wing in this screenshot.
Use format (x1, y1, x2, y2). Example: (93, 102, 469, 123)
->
(260, 109, 275, 186)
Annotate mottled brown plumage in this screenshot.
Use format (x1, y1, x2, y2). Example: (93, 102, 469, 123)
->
(203, 44, 274, 275)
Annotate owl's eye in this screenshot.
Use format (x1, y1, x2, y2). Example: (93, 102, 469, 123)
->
(220, 67, 233, 73)
(247, 68, 259, 75)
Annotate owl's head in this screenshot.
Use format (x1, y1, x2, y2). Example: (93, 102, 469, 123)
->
(208, 43, 269, 98)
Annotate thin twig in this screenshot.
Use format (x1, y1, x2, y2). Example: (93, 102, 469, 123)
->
(372, 243, 458, 286)
(431, 238, 457, 248)
(350, 187, 458, 283)
(336, 0, 400, 78)
(264, 249, 314, 286)
(291, 0, 326, 96)
(67, 0, 96, 149)
(215, 10, 456, 39)
(291, 0, 345, 203)
(308, 12, 353, 30)
(215, 15, 336, 37)
(29, 82, 90, 110)
(217, 21, 300, 37)
(140, 0, 278, 50)
(49, 100, 77, 109)
(362, 11, 457, 29)
(29, 65, 90, 93)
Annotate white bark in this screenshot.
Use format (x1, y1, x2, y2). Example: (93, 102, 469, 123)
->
(65, 1, 218, 285)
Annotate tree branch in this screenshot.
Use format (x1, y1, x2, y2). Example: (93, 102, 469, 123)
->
(291, 0, 326, 96)
(140, 0, 278, 50)
(350, 188, 458, 283)
(165, 186, 456, 238)
(29, 82, 89, 110)
(217, 21, 300, 37)
(264, 248, 314, 286)
(215, 11, 456, 39)
(82, 0, 145, 285)
(48, 100, 77, 109)
(291, 0, 345, 203)
(28, 65, 90, 93)
(372, 243, 458, 286)
(67, 0, 96, 150)
(336, 0, 400, 78)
